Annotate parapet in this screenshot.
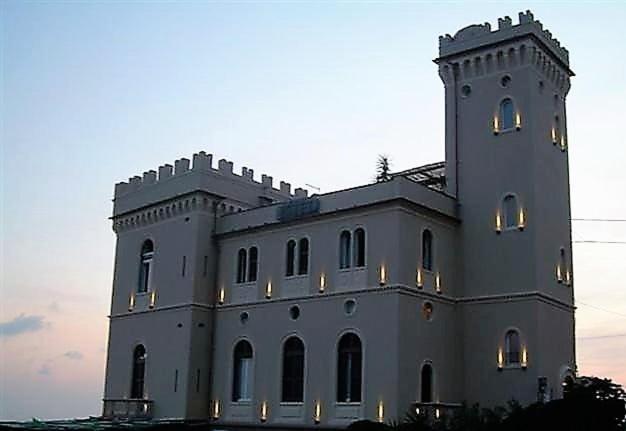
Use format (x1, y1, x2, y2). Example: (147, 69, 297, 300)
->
(438, 10, 570, 68)
(113, 151, 307, 216)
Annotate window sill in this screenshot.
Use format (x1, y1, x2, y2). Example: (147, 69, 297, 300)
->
(499, 364, 526, 371)
(285, 274, 309, 280)
(234, 282, 257, 287)
(230, 400, 252, 405)
(335, 402, 361, 406)
(279, 402, 304, 406)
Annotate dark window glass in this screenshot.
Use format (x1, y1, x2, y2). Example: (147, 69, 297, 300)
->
(248, 247, 258, 282)
(282, 337, 305, 402)
(298, 238, 309, 275)
(131, 345, 146, 399)
(354, 228, 366, 267)
(236, 249, 247, 283)
(337, 333, 362, 402)
(500, 98, 515, 130)
(422, 230, 433, 271)
(503, 195, 517, 228)
(232, 340, 253, 402)
(505, 330, 521, 364)
(138, 240, 154, 293)
(421, 364, 433, 402)
(339, 231, 351, 269)
(286, 240, 296, 276)
(182, 255, 186, 277)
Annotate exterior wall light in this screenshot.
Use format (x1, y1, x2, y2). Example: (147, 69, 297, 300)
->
(260, 401, 269, 422)
(515, 113, 522, 130)
(495, 212, 502, 234)
(313, 400, 322, 424)
(565, 269, 571, 286)
(319, 274, 326, 293)
(560, 136, 567, 152)
(556, 265, 563, 283)
(416, 268, 423, 289)
(435, 408, 441, 420)
(517, 208, 526, 231)
(377, 401, 384, 423)
(212, 399, 221, 420)
(265, 282, 272, 299)
(551, 127, 557, 144)
(218, 288, 225, 305)
(415, 407, 421, 415)
(379, 265, 387, 286)
(493, 116, 500, 135)
(129, 293, 135, 312)
(497, 349, 504, 370)
(521, 348, 528, 369)
(149, 290, 156, 309)
(435, 273, 442, 294)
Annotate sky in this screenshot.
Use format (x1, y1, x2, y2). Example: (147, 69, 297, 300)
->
(1, 0, 625, 422)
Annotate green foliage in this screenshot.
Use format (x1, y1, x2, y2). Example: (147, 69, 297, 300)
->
(375, 155, 392, 183)
(350, 376, 625, 431)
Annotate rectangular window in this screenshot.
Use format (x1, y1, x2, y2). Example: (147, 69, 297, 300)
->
(196, 369, 201, 393)
(203, 255, 208, 277)
(182, 256, 187, 277)
(174, 369, 178, 392)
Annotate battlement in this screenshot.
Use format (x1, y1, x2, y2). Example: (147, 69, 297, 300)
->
(438, 10, 570, 69)
(112, 151, 307, 217)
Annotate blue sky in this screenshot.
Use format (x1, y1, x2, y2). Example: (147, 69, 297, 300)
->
(2, 0, 625, 421)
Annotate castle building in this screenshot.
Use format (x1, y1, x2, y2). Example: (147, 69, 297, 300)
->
(103, 11, 576, 427)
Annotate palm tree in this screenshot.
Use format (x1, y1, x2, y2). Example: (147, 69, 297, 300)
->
(376, 155, 392, 183)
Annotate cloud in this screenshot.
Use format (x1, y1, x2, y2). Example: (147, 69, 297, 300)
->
(48, 302, 60, 313)
(0, 314, 45, 337)
(38, 364, 52, 376)
(63, 351, 83, 360)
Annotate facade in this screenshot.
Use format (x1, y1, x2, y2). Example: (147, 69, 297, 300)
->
(102, 11, 576, 427)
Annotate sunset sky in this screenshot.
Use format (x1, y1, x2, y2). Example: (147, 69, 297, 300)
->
(2, 1, 625, 421)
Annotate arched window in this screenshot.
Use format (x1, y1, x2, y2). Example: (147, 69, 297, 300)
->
(236, 249, 247, 283)
(337, 333, 362, 403)
(422, 230, 433, 271)
(500, 98, 515, 130)
(286, 240, 296, 277)
(298, 238, 309, 275)
(282, 337, 305, 402)
(232, 340, 253, 402)
(130, 344, 146, 399)
(505, 330, 521, 365)
(339, 231, 351, 270)
(353, 228, 366, 268)
(138, 240, 154, 293)
(420, 363, 433, 403)
(248, 247, 258, 282)
(503, 195, 518, 229)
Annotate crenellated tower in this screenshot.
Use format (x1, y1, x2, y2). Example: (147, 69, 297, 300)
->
(436, 10, 576, 406)
(103, 152, 305, 419)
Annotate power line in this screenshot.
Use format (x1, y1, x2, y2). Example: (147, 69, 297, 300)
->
(572, 218, 626, 222)
(577, 333, 626, 340)
(573, 240, 626, 244)
(576, 300, 626, 318)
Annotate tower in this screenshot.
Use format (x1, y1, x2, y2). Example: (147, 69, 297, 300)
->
(102, 154, 298, 419)
(437, 11, 576, 406)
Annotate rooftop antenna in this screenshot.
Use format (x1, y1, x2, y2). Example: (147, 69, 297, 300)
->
(305, 183, 321, 193)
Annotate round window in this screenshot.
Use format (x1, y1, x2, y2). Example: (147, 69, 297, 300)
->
(344, 299, 357, 316)
(500, 75, 512, 88)
(422, 302, 434, 321)
(289, 305, 300, 320)
(240, 311, 249, 325)
(461, 84, 472, 98)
